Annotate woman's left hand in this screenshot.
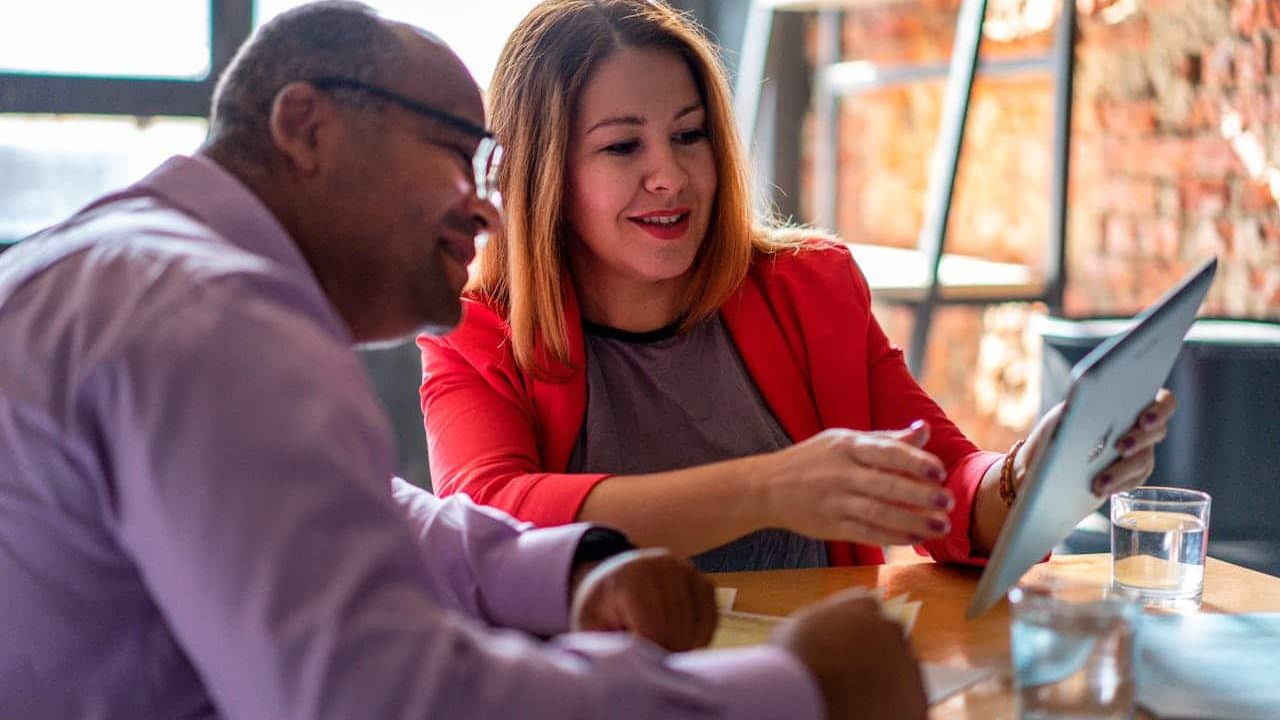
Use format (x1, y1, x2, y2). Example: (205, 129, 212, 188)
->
(1016, 388, 1177, 499)
(1090, 388, 1176, 496)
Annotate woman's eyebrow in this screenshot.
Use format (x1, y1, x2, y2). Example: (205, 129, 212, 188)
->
(586, 115, 645, 134)
(585, 103, 704, 134)
(672, 103, 703, 121)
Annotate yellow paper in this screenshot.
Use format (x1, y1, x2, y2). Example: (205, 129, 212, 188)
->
(899, 600, 922, 635)
(880, 592, 907, 619)
(710, 590, 921, 650)
(712, 610, 783, 649)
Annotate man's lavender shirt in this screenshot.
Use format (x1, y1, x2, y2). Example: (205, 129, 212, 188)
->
(0, 156, 821, 720)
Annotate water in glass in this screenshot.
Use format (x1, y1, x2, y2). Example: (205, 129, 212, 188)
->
(1011, 598, 1136, 720)
(1111, 509, 1206, 606)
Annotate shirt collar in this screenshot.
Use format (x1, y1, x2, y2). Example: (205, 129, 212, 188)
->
(132, 154, 315, 281)
(128, 154, 352, 343)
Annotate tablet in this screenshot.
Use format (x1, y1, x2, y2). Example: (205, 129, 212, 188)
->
(967, 257, 1218, 618)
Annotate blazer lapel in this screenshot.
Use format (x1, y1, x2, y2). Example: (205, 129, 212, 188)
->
(529, 277, 589, 473)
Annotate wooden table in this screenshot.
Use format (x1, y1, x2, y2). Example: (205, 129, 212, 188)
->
(711, 554, 1280, 719)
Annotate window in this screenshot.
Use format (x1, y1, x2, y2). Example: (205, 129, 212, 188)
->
(1, 2, 210, 79)
(0, 1, 539, 244)
(0, 116, 208, 241)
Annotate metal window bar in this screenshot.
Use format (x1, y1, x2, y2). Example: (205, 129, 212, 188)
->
(1045, 0, 1076, 314)
(906, 0, 1074, 375)
(906, 0, 991, 376)
(805, 0, 1075, 377)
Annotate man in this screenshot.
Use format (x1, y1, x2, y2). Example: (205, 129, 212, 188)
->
(0, 3, 926, 719)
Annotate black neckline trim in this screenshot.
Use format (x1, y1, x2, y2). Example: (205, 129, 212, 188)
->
(582, 317, 685, 344)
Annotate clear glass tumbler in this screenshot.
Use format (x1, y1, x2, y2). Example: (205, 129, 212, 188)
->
(1110, 487, 1211, 609)
(1009, 581, 1139, 720)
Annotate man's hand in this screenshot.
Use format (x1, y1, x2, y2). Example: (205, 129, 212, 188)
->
(772, 589, 927, 720)
(569, 548, 717, 652)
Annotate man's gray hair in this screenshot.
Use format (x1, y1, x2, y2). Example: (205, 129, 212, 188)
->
(207, 0, 403, 163)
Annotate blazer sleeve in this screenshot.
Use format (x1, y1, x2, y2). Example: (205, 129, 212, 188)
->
(417, 302, 610, 527)
(844, 254, 1003, 565)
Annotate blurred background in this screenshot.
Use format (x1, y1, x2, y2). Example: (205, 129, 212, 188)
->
(2, 2, 1277, 541)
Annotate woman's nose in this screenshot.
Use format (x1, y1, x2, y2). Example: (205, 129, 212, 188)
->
(644, 146, 690, 195)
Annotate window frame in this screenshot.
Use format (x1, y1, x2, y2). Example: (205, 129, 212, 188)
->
(0, 0, 253, 118)
(0, 1, 252, 250)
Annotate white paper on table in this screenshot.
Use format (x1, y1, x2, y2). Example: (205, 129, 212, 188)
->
(714, 587, 737, 612)
(921, 663, 995, 705)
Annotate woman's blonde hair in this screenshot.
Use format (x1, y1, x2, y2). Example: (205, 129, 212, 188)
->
(471, 0, 804, 372)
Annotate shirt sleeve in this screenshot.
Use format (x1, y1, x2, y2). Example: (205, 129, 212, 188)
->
(389, 477, 588, 636)
(96, 283, 822, 720)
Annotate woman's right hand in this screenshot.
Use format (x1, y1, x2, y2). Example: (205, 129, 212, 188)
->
(753, 421, 955, 546)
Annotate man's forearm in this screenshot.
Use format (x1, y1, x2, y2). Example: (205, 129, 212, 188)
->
(392, 479, 589, 634)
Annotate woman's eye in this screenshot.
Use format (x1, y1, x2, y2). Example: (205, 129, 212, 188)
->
(674, 128, 708, 145)
(602, 140, 640, 155)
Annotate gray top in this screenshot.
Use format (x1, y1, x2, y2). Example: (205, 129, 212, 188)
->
(566, 316, 828, 572)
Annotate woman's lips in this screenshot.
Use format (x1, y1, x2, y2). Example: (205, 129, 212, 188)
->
(628, 211, 691, 241)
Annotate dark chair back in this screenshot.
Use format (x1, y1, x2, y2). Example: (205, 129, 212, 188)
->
(1039, 317, 1280, 575)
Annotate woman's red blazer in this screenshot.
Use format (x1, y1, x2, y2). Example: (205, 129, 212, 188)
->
(418, 242, 1001, 566)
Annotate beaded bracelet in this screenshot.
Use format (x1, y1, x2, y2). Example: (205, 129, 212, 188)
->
(998, 439, 1027, 507)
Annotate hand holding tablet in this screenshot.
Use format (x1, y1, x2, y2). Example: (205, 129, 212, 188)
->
(968, 257, 1219, 618)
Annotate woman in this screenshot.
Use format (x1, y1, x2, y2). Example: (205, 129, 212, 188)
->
(417, 0, 1173, 571)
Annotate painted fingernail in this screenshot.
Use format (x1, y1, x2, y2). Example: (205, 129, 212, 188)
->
(934, 492, 954, 510)
(910, 535, 927, 544)
(927, 467, 944, 481)
(909, 419, 926, 432)
(929, 518, 949, 533)
(1143, 411, 1158, 427)
(1120, 437, 1136, 454)
(1094, 473, 1113, 494)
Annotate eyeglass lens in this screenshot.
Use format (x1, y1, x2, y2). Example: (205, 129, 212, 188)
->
(474, 137, 503, 204)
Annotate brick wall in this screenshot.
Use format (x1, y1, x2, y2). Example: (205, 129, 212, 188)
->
(808, 0, 1279, 450)
(1072, 0, 1280, 316)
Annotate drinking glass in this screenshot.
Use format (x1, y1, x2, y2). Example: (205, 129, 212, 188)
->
(1009, 581, 1139, 720)
(1110, 487, 1211, 609)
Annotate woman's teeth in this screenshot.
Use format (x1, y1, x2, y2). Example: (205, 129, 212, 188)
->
(636, 213, 685, 226)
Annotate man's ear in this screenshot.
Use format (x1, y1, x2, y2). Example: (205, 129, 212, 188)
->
(268, 82, 334, 174)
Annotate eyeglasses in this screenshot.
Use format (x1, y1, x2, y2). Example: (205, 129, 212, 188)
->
(309, 76, 503, 204)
